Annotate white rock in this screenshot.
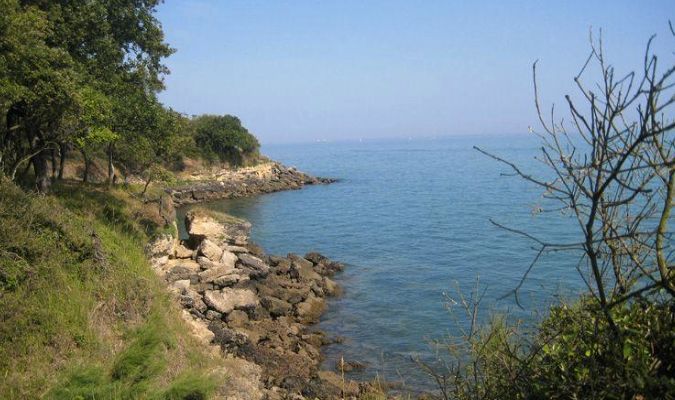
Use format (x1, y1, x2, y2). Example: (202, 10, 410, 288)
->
(199, 265, 238, 283)
(174, 244, 194, 259)
(173, 279, 191, 291)
(220, 250, 238, 268)
(200, 239, 223, 261)
(180, 310, 215, 345)
(204, 288, 259, 314)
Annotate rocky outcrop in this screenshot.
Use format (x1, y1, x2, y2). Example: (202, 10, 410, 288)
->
(168, 162, 335, 206)
(147, 208, 368, 399)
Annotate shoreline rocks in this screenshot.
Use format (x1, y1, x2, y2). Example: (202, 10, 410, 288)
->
(168, 161, 335, 206)
(147, 208, 367, 399)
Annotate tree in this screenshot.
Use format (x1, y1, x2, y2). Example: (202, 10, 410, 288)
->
(420, 28, 675, 400)
(0, 0, 78, 190)
(0, 0, 174, 191)
(191, 114, 260, 166)
(476, 29, 675, 319)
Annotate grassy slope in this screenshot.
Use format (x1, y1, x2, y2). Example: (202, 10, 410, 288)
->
(0, 180, 219, 399)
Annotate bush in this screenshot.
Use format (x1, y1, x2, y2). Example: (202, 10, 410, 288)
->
(423, 294, 674, 400)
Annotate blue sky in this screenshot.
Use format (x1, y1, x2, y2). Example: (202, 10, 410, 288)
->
(156, 1, 673, 144)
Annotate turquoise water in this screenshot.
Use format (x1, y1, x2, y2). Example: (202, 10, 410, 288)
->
(194, 135, 584, 389)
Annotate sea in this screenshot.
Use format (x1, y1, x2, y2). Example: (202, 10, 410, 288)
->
(181, 134, 585, 390)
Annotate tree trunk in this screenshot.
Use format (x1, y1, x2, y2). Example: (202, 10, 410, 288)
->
(32, 150, 50, 192)
(142, 177, 152, 196)
(58, 143, 67, 180)
(81, 148, 90, 183)
(50, 148, 57, 180)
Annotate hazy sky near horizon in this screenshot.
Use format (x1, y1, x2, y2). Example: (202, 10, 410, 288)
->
(156, 1, 673, 144)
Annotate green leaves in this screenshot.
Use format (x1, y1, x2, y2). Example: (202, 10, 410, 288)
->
(191, 114, 260, 166)
(0, 0, 176, 183)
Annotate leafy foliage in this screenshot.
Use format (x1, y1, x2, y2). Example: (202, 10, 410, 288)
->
(191, 114, 260, 166)
(0, 0, 178, 190)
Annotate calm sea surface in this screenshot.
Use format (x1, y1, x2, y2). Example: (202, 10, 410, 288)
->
(182, 135, 586, 389)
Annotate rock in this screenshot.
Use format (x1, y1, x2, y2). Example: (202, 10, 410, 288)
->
(205, 310, 223, 321)
(146, 234, 175, 258)
(246, 242, 266, 258)
(204, 288, 259, 314)
(185, 209, 252, 245)
(261, 296, 293, 317)
(165, 259, 200, 281)
(295, 295, 325, 324)
(248, 305, 271, 321)
(172, 279, 190, 291)
(209, 322, 250, 352)
(213, 273, 246, 287)
(158, 194, 176, 226)
(151, 255, 169, 272)
(223, 221, 252, 245)
(193, 282, 215, 293)
(287, 253, 313, 270)
(335, 359, 367, 373)
(238, 253, 271, 276)
(199, 239, 224, 261)
(197, 256, 221, 270)
(286, 291, 306, 305)
(322, 277, 341, 297)
(180, 310, 214, 345)
(219, 358, 265, 400)
(226, 310, 249, 327)
(180, 288, 207, 313)
(199, 265, 238, 283)
(271, 257, 292, 274)
(220, 250, 238, 268)
(186, 212, 227, 241)
(225, 244, 250, 253)
(290, 258, 322, 283)
(304, 252, 327, 265)
(302, 332, 325, 348)
(174, 244, 195, 259)
(310, 281, 324, 297)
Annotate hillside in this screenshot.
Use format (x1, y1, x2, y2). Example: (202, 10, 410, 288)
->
(0, 180, 220, 399)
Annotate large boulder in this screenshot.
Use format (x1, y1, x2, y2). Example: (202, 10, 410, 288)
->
(185, 209, 251, 245)
(199, 239, 224, 261)
(204, 288, 259, 314)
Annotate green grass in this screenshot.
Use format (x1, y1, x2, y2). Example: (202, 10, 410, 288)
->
(0, 179, 219, 399)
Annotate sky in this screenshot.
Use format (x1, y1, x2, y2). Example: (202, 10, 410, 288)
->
(156, 1, 673, 144)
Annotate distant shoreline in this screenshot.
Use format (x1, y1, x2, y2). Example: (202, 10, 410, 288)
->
(167, 160, 335, 206)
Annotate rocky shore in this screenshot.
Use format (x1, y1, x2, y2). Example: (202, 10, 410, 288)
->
(147, 208, 366, 399)
(169, 161, 335, 206)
